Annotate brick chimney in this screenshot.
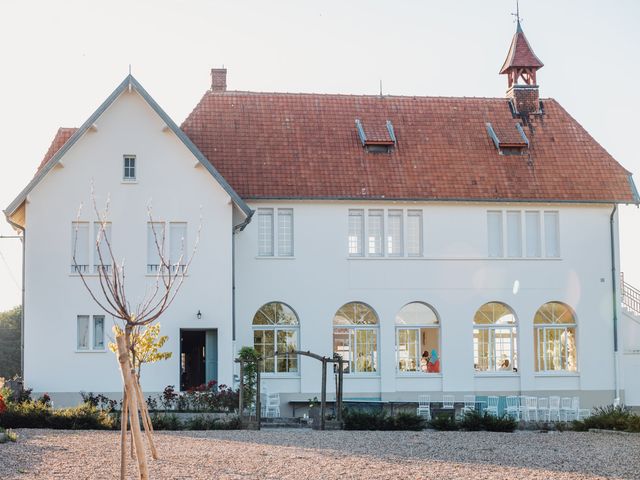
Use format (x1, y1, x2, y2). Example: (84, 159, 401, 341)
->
(499, 20, 544, 115)
(211, 68, 227, 93)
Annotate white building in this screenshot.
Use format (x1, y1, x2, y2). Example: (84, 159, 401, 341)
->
(5, 23, 640, 411)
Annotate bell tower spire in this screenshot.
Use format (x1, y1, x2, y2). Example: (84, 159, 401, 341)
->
(500, 6, 544, 114)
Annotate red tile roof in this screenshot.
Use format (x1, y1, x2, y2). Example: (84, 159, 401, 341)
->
(500, 24, 544, 73)
(37, 127, 77, 171)
(180, 91, 636, 203)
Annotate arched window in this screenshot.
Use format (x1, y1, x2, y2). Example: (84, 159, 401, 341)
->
(252, 302, 299, 373)
(534, 302, 577, 372)
(333, 302, 379, 374)
(473, 302, 518, 372)
(395, 303, 440, 374)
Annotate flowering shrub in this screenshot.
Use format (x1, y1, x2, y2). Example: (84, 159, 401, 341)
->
(0, 394, 6, 415)
(149, 382, 239, 412)
(37, 393, 52, 407)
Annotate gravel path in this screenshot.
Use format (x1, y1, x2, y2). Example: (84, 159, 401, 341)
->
(1, 429, 639, 479)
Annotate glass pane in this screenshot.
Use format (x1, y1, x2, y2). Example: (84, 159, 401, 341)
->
(395, 302, 438, 325)
(387, 210, 403, 256)
(333, 302, 378, 325)
(276, 329, 298, 373)
(473, 328, 489, 371)
(397, 329, 418, 372)
(487, 211, 503, 257)
(534, 302, 575, 325)
(544, 211, 559, 257)
(348, 210, 364, 256)
(277, 209, 293, 256)
(77, 315, 90, 350)
(333, 328, 351, 372)
(367, 210, 384, 256)
(71, 222, 89, 271)
(474, 302, 515, 325)
(93, 316, 105, 349)
(506, 211, 522, 257)
(257, 209, 274, 256)
(525, 211, 541, 257)
(254, 329, 275, 373)
(253, 302, 298, 326)
(406, 210, 422, 256)
(355, 329, 377, 372)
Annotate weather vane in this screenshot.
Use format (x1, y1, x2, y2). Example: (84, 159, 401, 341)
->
(511, 0, 522, 25)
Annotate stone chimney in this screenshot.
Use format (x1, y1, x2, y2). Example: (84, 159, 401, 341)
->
(211, 68, 227, 93)
(499, 21, 544, 115)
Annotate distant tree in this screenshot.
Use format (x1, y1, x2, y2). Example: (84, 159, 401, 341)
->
(0, 306, 21, 379)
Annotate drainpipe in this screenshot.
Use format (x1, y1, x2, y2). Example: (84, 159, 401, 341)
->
(609, 205, 620, 404)
(6, 217, 25, 379)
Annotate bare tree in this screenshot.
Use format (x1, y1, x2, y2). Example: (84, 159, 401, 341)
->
(73, 189, 200, 480)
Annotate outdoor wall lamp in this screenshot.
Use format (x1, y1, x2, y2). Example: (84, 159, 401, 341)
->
(196, 310, 202, 320)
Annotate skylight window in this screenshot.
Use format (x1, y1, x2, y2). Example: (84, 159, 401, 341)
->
(355, 119, 397, 152)
(486, 122, 529, 155)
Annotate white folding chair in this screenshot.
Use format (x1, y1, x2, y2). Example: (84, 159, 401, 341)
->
(442, 394, 455, 410)
(525, 396, 538, 422)
(548, 396, 561, 422)
(518, 395, 528, 420)
(417, 395, 431, 419)
(537, 397, 549, 422)
(506, 395, 520, 420)
(560, 397, 573, 421)
(463, 395, 476, 414)
(486, 396, 499, 417)
(578, 408, 591, 420)
(569, 396, 580, 421)
(265, 393, 281, 418)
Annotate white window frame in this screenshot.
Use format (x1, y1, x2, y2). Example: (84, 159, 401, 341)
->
(333, 303, 379, 375)
(350, 208, 423, 258)
(147, 222, 165, 274)
(277, 208, 294, 257)
(487, 209, 560, 258)
(348, 209, 365, 257)
(473, 303, 518, 373)
(71, 222, 90, 274)
(252, 302, 300, 375)
(77, 314, 106, 352)
(93, 222, 112, 274)
(406, 209, 423, 257)
(387, 209, 403, 256)
(257, 208, 294, 257)
(123, 155, 137, 182)
(534, 303, 577, 372)
(169, 222, 188, 273)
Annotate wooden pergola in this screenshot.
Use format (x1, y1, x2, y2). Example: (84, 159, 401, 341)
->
(236, 350, 345, 430)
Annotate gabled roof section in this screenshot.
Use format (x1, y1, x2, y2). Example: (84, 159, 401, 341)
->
(37, 128, 78, 171)
(4, 75, 252, 219)
(499, 22, 544, 74)
(181, 90, 637, 204)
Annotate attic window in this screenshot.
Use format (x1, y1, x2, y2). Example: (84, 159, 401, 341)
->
(486, 122, 529, 155)
(356, 119, 396, 153)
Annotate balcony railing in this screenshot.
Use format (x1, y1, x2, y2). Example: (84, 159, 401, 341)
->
(621, 272, 640, 316)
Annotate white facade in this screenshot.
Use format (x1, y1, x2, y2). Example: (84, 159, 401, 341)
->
(7, 77, 639, 410)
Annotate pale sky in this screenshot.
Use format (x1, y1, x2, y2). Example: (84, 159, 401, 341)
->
(0, 0, 638, 311)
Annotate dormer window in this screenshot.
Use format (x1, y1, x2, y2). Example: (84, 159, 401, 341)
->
(123, 155, 136, 181)
(355, 119, 397, 153)
(486, 122, 529, 156)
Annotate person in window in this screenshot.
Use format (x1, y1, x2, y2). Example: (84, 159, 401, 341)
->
(420, 351, 430, 373)
(499, 358, 511, 371)
(427, 349, 440, 373)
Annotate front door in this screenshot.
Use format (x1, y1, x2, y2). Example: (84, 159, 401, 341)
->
(180, 329, 218, 391)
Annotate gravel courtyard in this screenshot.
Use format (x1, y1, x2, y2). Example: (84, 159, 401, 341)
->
(1, 429, 639, 479)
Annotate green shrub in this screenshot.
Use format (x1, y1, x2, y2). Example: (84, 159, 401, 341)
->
(459, 410, 484, 431)
(482, 413, 517, 432)
(572, 404, 640, 433)
(150, 413, 182, 430)
(150, 413, 241, 430)
(429, 413, 459, 431)
(342, 409, 425, 431)
(0, 426, 17, 443)
(0, 401, 115, 430)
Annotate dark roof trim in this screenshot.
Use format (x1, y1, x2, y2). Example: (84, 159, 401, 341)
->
(628, 175, 640, 204)
(4, 74, 253, 219)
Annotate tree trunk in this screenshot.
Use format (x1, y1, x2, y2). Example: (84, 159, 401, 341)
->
(117, 334, 149, 480)
(134, 377, 158, 459)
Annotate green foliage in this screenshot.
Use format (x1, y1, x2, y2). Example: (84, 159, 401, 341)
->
(0, 306, 21, 379)
(0, 427, 18, 443)
(109, 324, 172, 379)
(342, 409, 425, 431)
(148, 382, 239, 413)
(0, 401, 115, 430)
(238, 346, 260, 407)
(150, 413, 241, 430)
(458, 410, 484, 431)
(572, 404, 640, 433)
(429, 413, 459, 431)
(481, 413, 517, 432)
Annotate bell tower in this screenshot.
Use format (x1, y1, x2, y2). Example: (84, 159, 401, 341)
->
(500, 14, 544, 115)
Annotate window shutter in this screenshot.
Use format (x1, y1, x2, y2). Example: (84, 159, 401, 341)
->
(506, 211, 522, 257)
(487, 211, 503, 257)
(544, 211, 560, 257)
